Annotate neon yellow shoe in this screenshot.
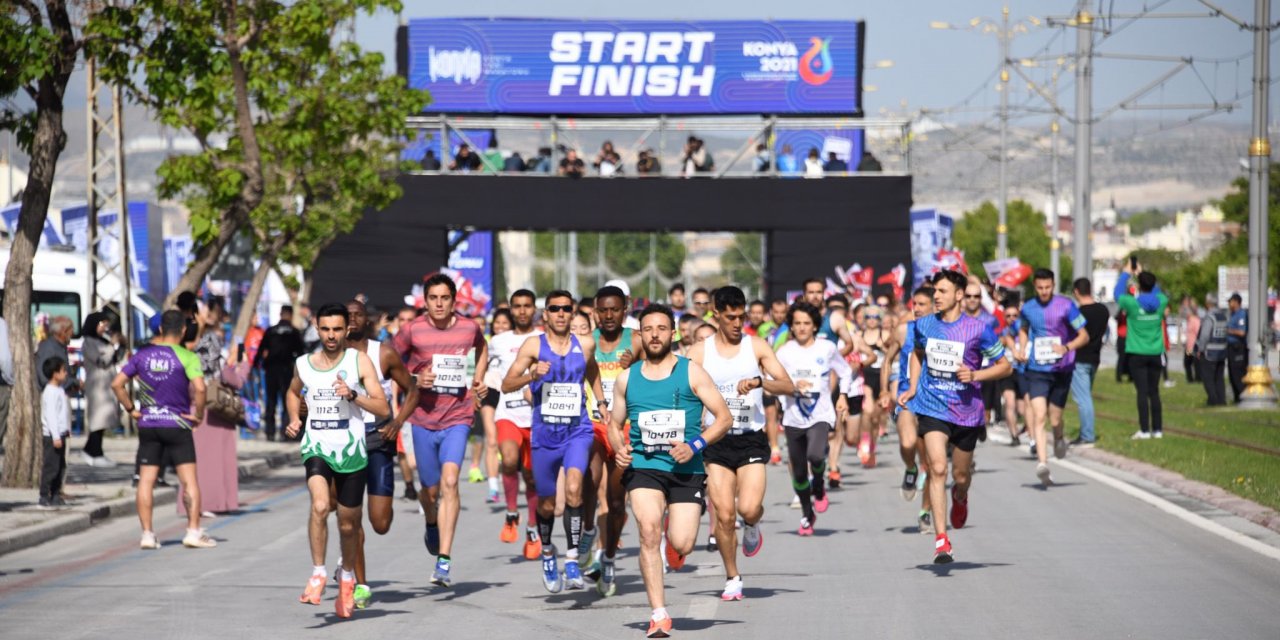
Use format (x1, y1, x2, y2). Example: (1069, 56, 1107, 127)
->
(353, 584, 371, 609)
(468, 465, 485, 483)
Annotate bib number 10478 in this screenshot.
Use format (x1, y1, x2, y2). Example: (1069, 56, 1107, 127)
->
(638, 410, 685, 452)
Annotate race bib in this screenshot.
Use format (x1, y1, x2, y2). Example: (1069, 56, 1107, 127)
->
(794, 369, 823, 399)
(717, 382, 754, 434)
(541, 382, 583, 423)
(1033, 336, 1063, 364)
(308, 388, 350, 430)
(431, 354, 467, 394)
(638, 410, 685, 451)
(925, 338, 964, 380)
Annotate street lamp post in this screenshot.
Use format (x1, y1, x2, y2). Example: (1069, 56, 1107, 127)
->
(1242, 0, 1278, 409)
(1072, 2, 1093, 282)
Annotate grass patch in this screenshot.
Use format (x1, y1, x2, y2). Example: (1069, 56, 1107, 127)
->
(1061, 368, 1280, 512)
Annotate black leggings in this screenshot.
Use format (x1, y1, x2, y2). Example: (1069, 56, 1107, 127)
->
(785, 423, 830, 521)
(83, 430, 105, 457)
(1128, 354, 1163, 434)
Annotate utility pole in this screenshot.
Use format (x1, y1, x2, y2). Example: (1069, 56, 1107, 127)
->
(1242, 0, 1277, 409)
(1071, 1, 1093, 281)
(567, 231, 578, 296)
(997, 5, 1010, 260)
(85, 55, 132, 353)
(1050, 117, 1061, 288)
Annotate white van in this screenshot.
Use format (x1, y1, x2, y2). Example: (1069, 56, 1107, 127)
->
(0, 245, 162, 346)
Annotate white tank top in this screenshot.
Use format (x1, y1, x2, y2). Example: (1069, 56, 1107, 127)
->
(298, 349, 367, 473)
(701, 336, 765, 435)
(363, 340, 392, 426)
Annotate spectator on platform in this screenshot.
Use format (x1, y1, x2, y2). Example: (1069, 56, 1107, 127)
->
(482, 138, 504, 173)
(593, 141, 617, 172)
(682, 136, 714, 175)
(857, 150, 883, 172)
(753, 143, 772, 172)
(804, 148, 824, 178)
(823, 151, 848, 173)
(558, 148, 586, 178)
(777, 144, 799, 176)
(503, 151, 526, 173)
(449, 143, 482, 171)
(529, 147, 553, 173)
(420, 149, 442, 171)
(637, 149, 661, 175)
(599, 151, 623, 177)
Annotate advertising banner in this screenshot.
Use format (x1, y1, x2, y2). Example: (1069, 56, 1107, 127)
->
(58, 201, 151, 292)
(408, 19, 863, 115)
(2, 203, 65, 249)
(447, 230, 494, 316)
(164, 235, 193, 293)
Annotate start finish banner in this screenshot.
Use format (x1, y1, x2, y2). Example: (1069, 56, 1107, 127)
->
(408, 18, 864, 115)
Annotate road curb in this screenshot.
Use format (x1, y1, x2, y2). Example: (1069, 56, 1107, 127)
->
(1074, 446, 1280, 534)
(0, 452, 298, 557)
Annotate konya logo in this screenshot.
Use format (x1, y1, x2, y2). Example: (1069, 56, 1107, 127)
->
(799, 37, 833, 86)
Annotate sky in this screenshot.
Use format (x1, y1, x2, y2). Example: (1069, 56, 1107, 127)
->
(358, 0, 1274, 127)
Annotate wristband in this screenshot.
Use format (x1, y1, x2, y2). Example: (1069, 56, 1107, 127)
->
(687, 436, 707, 453)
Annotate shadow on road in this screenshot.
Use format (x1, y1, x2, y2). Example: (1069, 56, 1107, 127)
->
(912, 561, 1012, 577)
(424, 580, 510, 602)
(687, 586, 802, 600)
(306, 607, 410, 627)
(1019, 482, 1084, 492)
(625, 618, 744, 633)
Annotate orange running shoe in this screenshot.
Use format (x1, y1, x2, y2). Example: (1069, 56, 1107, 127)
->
(299, 574, 325, 605)
(646, 615, 673, 638)
(500, 514, 519, 543)
(769, 448, 782, 465)
(523, 529, 543, 560)
(664, 535, 686, 571)
(335, 575, 355, 618)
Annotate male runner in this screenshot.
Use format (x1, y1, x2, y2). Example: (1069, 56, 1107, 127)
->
(586, 285, 644, 596)
(112, 310, 214, 551)
(899, 271, 1011, 563)
(1016, 269, 1089, 486)
(686, 286, 793, 601)
(608, 304, 732, 638)
(286, 304, 389, 617)
(964, 282, 1003, 430)
(487, 290, 544, 558)
(393, 273, 489, 588)
(802, 279, 859, 487)
(342, 299, 419, 608)
(761, 298, 789, 464)
(884, 286, 935, 531)
(997, 299, 1029, 446)
(502, 291, 606, 593)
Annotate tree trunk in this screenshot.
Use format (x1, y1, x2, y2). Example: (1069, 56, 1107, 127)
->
(232, 235, 287, 345)
(164, 207, 247, 308)
(2, 2, 76, 488)
(276, 265, 303, 310)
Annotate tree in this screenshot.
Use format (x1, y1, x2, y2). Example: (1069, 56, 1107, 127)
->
(89, 0, 277, 307)
(718, 233, 765, 299)
(952, 199, 1072, 289)
(533, 232, 686, 298)
(1211, 165, 1280, 288)
(1126, 208, 1174, 235)
(0, 1, 82, 488)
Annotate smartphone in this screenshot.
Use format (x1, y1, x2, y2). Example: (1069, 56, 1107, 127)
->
(1129, 255, 1138, 270)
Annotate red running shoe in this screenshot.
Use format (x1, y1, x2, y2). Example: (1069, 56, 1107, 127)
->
(950, 486, 969, 529)
(933, 534, 954, 564)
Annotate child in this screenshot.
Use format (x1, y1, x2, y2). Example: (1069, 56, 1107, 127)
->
(40, 357, 71, 508)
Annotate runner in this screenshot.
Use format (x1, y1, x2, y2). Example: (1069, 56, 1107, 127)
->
(501, 290, 607, 593)
(392, 273, 489, 589)
(883, 286, 935, 531)
(964, 282, 1003, 432)
(487, 291, 544, 559)
(760, 299, 789, 464)
(342, 299, 419, 609)
(686, 286, 794, 602)
(607, 303, 732, 637)
(776, 301, 851, 535)
(477, 308, 512, 502)
(1016, 269, 1089, 486)
(857, 304, 892, 468)
(898, 270, 1011, 564)
(285, 303, 389, 617)
(585, 285, 644, 596)
(800, 279, 857, 488)
(998, 299, 1030, 446)
(111, 310, 216, 551)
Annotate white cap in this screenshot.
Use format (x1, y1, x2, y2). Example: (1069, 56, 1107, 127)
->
(604, 279, 631, 298)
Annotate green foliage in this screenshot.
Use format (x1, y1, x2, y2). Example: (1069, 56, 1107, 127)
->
(1125, 208, 1174, 235)
(532, 232, 686, 298)
(0, 9, 61, 150)
(718, 233, 764, 297)
(952, 199, 1072, 289)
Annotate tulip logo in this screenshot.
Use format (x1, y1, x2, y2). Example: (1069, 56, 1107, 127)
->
(799, 37, 833, 86)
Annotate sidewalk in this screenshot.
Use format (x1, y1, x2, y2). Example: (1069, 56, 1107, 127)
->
(0, 433, 299, 556)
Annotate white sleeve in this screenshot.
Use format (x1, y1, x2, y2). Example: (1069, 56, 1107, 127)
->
(41, 390, 57, 437)
(830, 344, 853, 391)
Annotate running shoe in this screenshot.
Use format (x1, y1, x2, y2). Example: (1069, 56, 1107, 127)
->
(664, 536, 686, 571)
(524, 529, 543, 560)
(584, 548, 603, 582)
(1153, 431, 1164, 439)
(564, 556, 585, 590)
(789, 495, 801, 510)
(335, 576, 356, 618)
(742, 522, 764, 557)
(299, 574, 326, 605)
(541, 552, 563, 593)
(1054, 436, 1068, 460)
(814, 493, 829, 514)
(827, 468, 841, 489)
(769, 448, 782, 465)
(901, 467, 919, 502)
(950, 486, 968, 529)
(596, 559, 617, 597)
(857, 441, 871, 466)
(1029, 441, 1037, 457)
(500, 514, 519, 543)
(721, 576, 744, 601)
(140, 531, 160, 550)
(918, 511, 934, 535)
(424, 524, 440, 556)
(798, 516, 815, 536)
(933, 534, 954, 564)
(431, 558, 452, 588)
(353, 584, 371, 610)
(182, 529, 217, 548)
(486, 488, 501, 503)
(403, 484, 418, 501)
(705, 535, 718, 553)
(1131, 431, 1151, 440)
(1036, 462, 1054, 487)
(647, 616, 673, 638)
(578, 526, 598, 558)
(864, 451, 877, 469)
(468, 465, 485, 483)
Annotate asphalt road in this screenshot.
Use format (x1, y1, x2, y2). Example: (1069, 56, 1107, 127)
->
(2, 437, 1278, 640)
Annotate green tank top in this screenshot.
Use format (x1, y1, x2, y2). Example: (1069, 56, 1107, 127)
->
(625, 355, 705, 475)
(589, 327, 632, 421)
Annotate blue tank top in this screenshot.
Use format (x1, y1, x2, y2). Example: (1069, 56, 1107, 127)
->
(626, 356, 705, 475)
(818, 311, 838, 342)
(897, 320, 916, 394)
(530, 333, 591, 447)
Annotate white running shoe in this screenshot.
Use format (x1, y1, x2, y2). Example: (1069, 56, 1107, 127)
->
(721, 576, 744, 601)
(182, 529, 217, 549)
(789, 495, 801, 510)
(1131, 431, 1152, 440)
(140, 531, 160, 550)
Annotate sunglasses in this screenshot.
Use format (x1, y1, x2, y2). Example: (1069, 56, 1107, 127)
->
(865, 314, 880, 319)
(693, 300, 710, 306)
(964, 294, 982, 299)
(546, 305, 574, 313)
